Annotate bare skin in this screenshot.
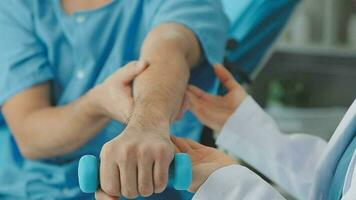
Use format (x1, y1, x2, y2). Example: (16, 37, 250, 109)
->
(96, 24, 201, 199)
(3, 1, 201, 199)
(61, 0, 113, 15)
(187, 64, 247, 133)
(2, 61, 148, 159)
(169, 66, 247, 195)
(96, 135, 237, 199)
(172, 136, 236, 193)
(97, 65, 247, 199)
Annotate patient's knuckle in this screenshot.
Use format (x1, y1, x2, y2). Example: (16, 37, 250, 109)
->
(139, 184, 153, 197)
(138, 145, 150, 158)
(100, 143, 113, 158)
(101, 183, 120, 197)
(122, 143, 137, 155)
(122, 189, 138, 199)
(156, 142, 168, 150)
(155, 174, 167, 189)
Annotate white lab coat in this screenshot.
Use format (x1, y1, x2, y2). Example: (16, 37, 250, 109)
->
(193, 96, 356, 200)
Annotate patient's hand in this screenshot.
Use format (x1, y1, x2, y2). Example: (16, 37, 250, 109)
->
(171, 136, 236, 193)
(187, 64, 247, 132)
(89, 61, 148, 123)
(98, 125, 174, 199)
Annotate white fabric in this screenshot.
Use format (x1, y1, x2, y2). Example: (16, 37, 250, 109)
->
(193, 96, 356, 200)
(343, 151, 356, 196)
(193, 165, 285, 200)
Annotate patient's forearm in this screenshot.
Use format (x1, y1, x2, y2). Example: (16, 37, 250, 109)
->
(130, 55, 189, 128)
(128, 24, 200, 130)
(3, 84, 109, 159)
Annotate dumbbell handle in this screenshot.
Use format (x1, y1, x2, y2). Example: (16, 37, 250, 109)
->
(78, 153, 192, 193)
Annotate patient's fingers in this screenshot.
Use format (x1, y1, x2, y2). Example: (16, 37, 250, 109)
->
(138, 156, 154, 197)
(95, 189, 119, 200)
(153, 152, 171, 193)
(100, 151, 121, 197)
(213, 64, 239, 91)
(119, 158, 138, 199)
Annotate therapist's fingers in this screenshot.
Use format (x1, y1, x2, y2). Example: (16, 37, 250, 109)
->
(172, 138, 182, 153)
(187, 85, 205, 99)
(184, 138, 207, 150)
(118, 61, 148, 84)
(137, 156, 154, 197)
(95, 189, 119, 200)
(186, 89, 205, 108)
(174, 94, 189, 121)
(171, 136, 192, 153)
(188, 85, 216, 101)
(187, 90, 215, 116)
(187, 92, 208, 120)
(173, 136, 205, 150)
(100, 150, 121, 197)
(188, 86, 222, 107)
(119, 158, 139, 199)
(213, 64, 239, 91)
(187, 91, 206, 117)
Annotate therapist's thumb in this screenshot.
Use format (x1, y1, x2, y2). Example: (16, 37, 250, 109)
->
(119, 61, 148, 83)
(171, 136, 192, 153)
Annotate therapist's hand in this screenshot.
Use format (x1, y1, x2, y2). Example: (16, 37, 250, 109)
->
(187, 64, 247, 132)
(171, 136, 236, 193)
(89, 61, 148, 123)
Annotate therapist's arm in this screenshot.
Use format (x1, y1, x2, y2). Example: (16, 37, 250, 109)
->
(97, 23, 201, 199)
(187, 65, 328, 199)
(193, 165, 287, 200)
(170, 136, 286, 200)
(2, 61, 148, 159)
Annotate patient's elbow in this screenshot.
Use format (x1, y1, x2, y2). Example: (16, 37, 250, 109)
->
(16, 140, 43, 160)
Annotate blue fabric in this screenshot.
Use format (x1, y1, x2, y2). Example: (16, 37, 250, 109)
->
(0, 0, 228, 199)
(327, 133, 356, 200)
(222, 0, 299, 77)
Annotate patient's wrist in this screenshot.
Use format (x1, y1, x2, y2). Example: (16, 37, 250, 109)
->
(128, 105, 170, 129)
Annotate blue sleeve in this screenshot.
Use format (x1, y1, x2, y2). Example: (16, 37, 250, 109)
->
(150, 0, 229, 65)
(0, 0, 53, 106)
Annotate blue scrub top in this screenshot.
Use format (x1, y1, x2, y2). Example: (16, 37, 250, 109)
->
(222, 0, 299, 78)
(0, 0, 228, 199)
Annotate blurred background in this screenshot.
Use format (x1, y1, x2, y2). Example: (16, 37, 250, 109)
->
(1, 0, 354, 199)
(215, 0, 356, 199)
(250, 0, 356, 141)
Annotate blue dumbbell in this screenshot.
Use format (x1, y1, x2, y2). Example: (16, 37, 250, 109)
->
(78, 153, 192, 193)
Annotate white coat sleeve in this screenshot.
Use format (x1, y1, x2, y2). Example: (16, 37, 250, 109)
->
(193, 165, 286, 200)
(216, 96, 328, 200)
(341, 151, 356, 200)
